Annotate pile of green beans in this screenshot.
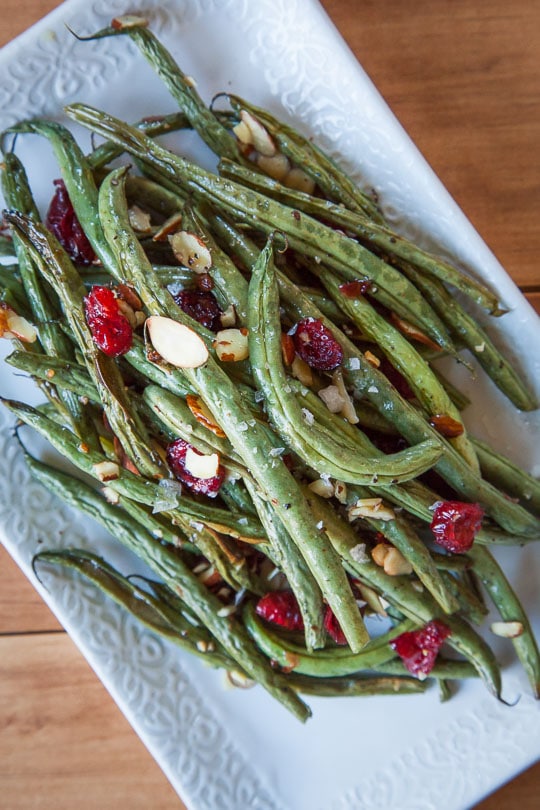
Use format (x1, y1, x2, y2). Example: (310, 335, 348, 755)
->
(0, 18, 539, 720)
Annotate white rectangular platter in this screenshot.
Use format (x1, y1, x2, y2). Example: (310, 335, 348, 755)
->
(1, 1, 539, 809)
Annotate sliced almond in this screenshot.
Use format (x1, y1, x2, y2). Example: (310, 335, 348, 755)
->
(348, 497, 395, 522)
(186, 394, 226, 437)
(169, 231, 212, 273)
(146, 316, 209, 368)
(128, 204, 152, 234)
(333, 369, 359, 424)
(371, 542, 390, 567)
(291, 355, 313, 386)
(184, 447, 220, 480)
(383, 547, 413, 576)
(283, 167, 316, 194)
(490, 621, 524, 638)
(92, 461, 120, 482)
(219, 304, 237, 328)
(213, 328, 249, 362)
(226, 670, 256, 689)
(153, 212, 183, 242)
(0, 307, 38, 343)
(318, 384, 345, 413)
(308, 478, 335, 498)
(256, 152, 290, 181)
(236, 110, 276, 157)
(355, 582, 387, 616)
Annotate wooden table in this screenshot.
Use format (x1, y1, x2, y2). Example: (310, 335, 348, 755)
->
(1, 1, 539, 807)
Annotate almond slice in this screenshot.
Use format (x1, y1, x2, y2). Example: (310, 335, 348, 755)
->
(92, 461, 120, 482)
(169, 231, 212, 273)
(291, 355, 313, 386)
(213, 328, 249, 362)
(235, 110, 276, 157)
(153, 212, 183, 242)
(490, 621, 524, 638)
(128, 204, 152, 233)
(256, 152, 290, 181)
(318, 384, 345, 413)
(184, 448, 220, 480)
(186, 394, 226, 437)
(308, 478, 335, 498)
(383, 547, 413, 576)
(111, 15, 148, 29)
(146, 316, 209, 368)
(283, 167, 316, 194)
(0, 306, 38, 343)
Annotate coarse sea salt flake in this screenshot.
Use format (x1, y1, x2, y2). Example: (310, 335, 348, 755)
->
(237, 421, 249, 432)
(269, 447, 285, 457)
(367, 385, 379, 394)
(348, 357, 361, 370)
(301, 408, 314, 426)
(316, 520, 324, 530)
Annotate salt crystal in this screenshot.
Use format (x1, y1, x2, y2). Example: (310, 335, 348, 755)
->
(269, 447, 285, 457)
(350, 543, 369, 564)
(348, 357, 361, 370)
(238, 421, 249, 432)
(301, 408, 314, 426)
(367, 385, 379, 394)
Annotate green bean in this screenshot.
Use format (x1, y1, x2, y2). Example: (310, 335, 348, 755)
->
(6, 350, 98, 402)
(401, 268, 536, 411)
(218, 157, 503, 315)
(314, 265, 479, 471)
(287, 672, 428, 697)
(63, 103, 456, 351)
(439, 570, 488, 625)
(5, 211, 163, 479)
(34, 547, 234, 668)
(248, 239, 443, 485)
(244, 602, 414, 677)
(377, 657, 478, 680)
(225, 95, 382, 221)
(272, 270, 540, 536)
(88, 111, 192, 170)
(79, 21, 241, 161)
(469, 546, 540, 697)
(472, 437, 540, 516)
(25, 453, 308, 719)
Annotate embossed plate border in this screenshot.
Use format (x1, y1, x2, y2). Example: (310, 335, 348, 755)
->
(1, 2, 539, 809)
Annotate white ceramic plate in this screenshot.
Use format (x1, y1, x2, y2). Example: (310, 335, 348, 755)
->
(1, 2, 539, 808)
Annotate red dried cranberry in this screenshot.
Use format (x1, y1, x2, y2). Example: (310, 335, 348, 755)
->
(323, 605, 347, 645)
(173, 289, 223, 331)
(430, 501, 484, 553)
(291, 318, 343, 370)
(46, 179, 96, 266)
(84, 285, 132, 357)
(166, 438, 224, 497)
(379, 357, 415, 400)
(390, 620, 451, 677)
(339, 279, 372, 298)
(255, 591, 304, 631)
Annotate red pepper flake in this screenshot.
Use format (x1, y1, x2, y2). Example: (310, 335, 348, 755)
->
(430, 500, 484, 553)
(339, 279, 372, 298)
(323, 605, 347, 645)
(429, 413, 465, 438)
(390, 313, 442, 351)
(390, 619, 451, 677)
(255, 591, 304, 631)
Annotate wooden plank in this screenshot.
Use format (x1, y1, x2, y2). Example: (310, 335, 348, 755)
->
(319, 0, 540, 289)
(0, 544, 61, 634)
(525, 290, 540, 314)
(0, 633, 182, 810)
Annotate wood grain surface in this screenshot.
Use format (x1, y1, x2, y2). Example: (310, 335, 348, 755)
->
(1, 1, 539, 809)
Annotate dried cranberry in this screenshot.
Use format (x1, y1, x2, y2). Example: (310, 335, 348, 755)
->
(46, 179, 96, 266)
(166, 438, 225, 497)
(173, 289, 223, 331)
(84, 285, 133, 357)
(339, 279, 372, 298)
(430, 501, 484, 553)
(323, 605, 347, 645)
(291, 318, 343, 370)
(256, 591, 304, 631)
(390, 620, 451, 677)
